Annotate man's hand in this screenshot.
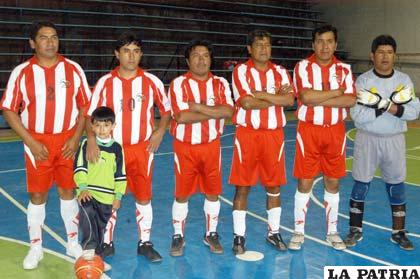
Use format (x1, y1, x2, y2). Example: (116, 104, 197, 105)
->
(276, 84, 294, 95)
(86, 137, 100, 163)
(112, 199, 121, 210)
(62, 135, 79, 159)
(147, 129, 165, 153)
(28, 139, 49, 161)
(78, 190, 92, 203)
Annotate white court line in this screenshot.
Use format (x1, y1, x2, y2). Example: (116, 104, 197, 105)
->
(0, 168, 25, 174)
(0, 187, 111, 279)
(218, 196, 396, 266)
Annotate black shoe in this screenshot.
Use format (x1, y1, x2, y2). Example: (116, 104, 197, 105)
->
(232, 234, 246, 255)
(391, 230, 414, 250)
(170, 234, 185, 257)
(344, 227, 363, 247)
(137, 241, 162, 262)
(266, 233, 287, 251)
(101, 241, 115, 257)
(203, 232, 224, 254)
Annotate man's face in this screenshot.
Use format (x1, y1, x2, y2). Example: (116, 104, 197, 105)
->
(370, 45, 395, 74)
(115, 43, 142, 72)
(187, 45, 211, 77)
(248, 36, 271, 64)
(92, 120, 115, 140)
(312, 31, 337, 65)
(29, 26, 59, 60)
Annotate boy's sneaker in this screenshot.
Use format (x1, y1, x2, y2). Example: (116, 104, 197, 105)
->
(203, 232, 224, 254)
(170, 234, 185, 257)
(101, 241, 115, 257)
(344, 227, 363, 247)
(137, 241, 162, 262)
(232, 234, 246, 255)
(326, 232, 346, 250)
(23, 246, 44, 270)
(66, 241, 83, 258)
(288, 232, 305, 250)
(391, 230, 414, 250)
(266, 232, 287, 251)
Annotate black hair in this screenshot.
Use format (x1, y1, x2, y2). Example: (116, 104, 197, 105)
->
(184, 40, 214, 60)
(371, 34, 397, 53)
(312, 24, 337, 42)
(29, 21, 57, 40)
(247, 30, 272, 46)
(115, 31, 142, 51)
(91, 106, 115, 124)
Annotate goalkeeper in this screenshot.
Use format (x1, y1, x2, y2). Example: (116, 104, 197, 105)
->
(345, 35, 420, 250)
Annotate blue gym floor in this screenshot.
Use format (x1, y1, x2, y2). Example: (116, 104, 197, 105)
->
(0, 121, 419, 278)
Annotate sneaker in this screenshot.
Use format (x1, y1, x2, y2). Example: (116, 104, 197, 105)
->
(326, 232, 346, 250)
(66, 241, 83, 258)
(344, 227, 363, 247)
(288, 232, 304, 250)
(137, 241, 162, 262)
(232, 234, 246, 255)
(23, 246, 44, 270)
(101, 241, 115, 257)
(82, 249, 95, 260)
(104, 261, 112, 272)
(266, 233, 287, 251)
(391, 230, 414, 250)
(203, 232, 224, 254)
(170, 234, 185, 257)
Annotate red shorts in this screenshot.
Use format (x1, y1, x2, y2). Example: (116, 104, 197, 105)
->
(293, 121, 346, 179)
(173, 139, 222, 198)
(25, 129, 76, 193)
(124, 141, 154, 201)
(229, 126, 287, 187)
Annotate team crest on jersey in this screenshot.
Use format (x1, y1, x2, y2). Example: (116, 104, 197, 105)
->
(60, 79, 71, 88)
(135, 93, 145, 102)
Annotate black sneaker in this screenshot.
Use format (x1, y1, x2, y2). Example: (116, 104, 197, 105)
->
(344, 227, 363, 247)
(137, 241, 162, 262)
(203, 232, 224, 254)
(266, 233, 287, 251)
(170, 234, 185, 257)
(232, 234, 246, 255)
(101, 241, 115, 257)
(391, 230, 414, 250)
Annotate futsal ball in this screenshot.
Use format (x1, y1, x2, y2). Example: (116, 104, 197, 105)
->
(74, 255, 105, 279)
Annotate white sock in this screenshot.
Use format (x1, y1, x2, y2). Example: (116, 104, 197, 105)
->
(60, 198, 79, 242)
(324, 191, 339, 234)
(135, 202, 153, 243)
(104, 210, 117, 244)
(232, 210, 246, 237)
(27, 202, 45, 248)
(294, 191, 310, 234)
(203, 199, 220, 235)
(172, 200, 188, 237)
(267, 207, 281, 236)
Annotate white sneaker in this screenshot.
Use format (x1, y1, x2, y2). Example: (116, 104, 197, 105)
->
(82, 249, 95, 260)
(326, 232, 346, 250)
(103, 261, 112, 272)
(288, 232, 305, 250)
(23, 246, 44, 270)
(66, 241, 83, 258)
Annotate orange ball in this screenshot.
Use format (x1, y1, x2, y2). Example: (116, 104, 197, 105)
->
(74, 255, 105, 279)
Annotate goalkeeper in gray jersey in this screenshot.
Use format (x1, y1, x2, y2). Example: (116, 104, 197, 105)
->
(344, 35, 420, 250)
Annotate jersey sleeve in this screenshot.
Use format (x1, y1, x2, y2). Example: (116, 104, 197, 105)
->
(0, 64, 26, 112)
(232, 64, 253, 103)
(169, 77, 189, 116)
(217, 77, 234, 108)
(73, 64, 92, 109)
(151, 76, 171, 116)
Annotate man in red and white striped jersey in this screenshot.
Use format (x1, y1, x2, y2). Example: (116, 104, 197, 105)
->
(169, 40, 234, 256)
(288, 25, 356, 251)
(87, 31, 170, 262)
(229, 30, 294, 255)
(0, 21, 89, 269)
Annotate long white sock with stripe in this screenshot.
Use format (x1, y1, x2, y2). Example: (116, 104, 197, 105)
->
(204, 199, 220, 235)
(324, 191, 339, 234)
(60, 198, 79, 242)
(135, 202, 153, 243)
(172, 200, 188, 236)
(233, 210, 246, 236)
(294, 191, 310, 234)
(267, 207, 282, 236)
(104, 210, 117, 244)
(27, 202, 45, 248)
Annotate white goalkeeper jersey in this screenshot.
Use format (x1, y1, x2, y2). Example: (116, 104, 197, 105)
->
(350, 69, 420, 135)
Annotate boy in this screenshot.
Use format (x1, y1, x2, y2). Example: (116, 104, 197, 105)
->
(74, 106, 127, 259)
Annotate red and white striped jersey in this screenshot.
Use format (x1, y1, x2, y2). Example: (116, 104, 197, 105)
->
(232, 59, 292, 130)
(87, 67, 170, 145)
(294, 54, 356, 125)
(169, 72, 234, 144)
(0, 55, 91, 134)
